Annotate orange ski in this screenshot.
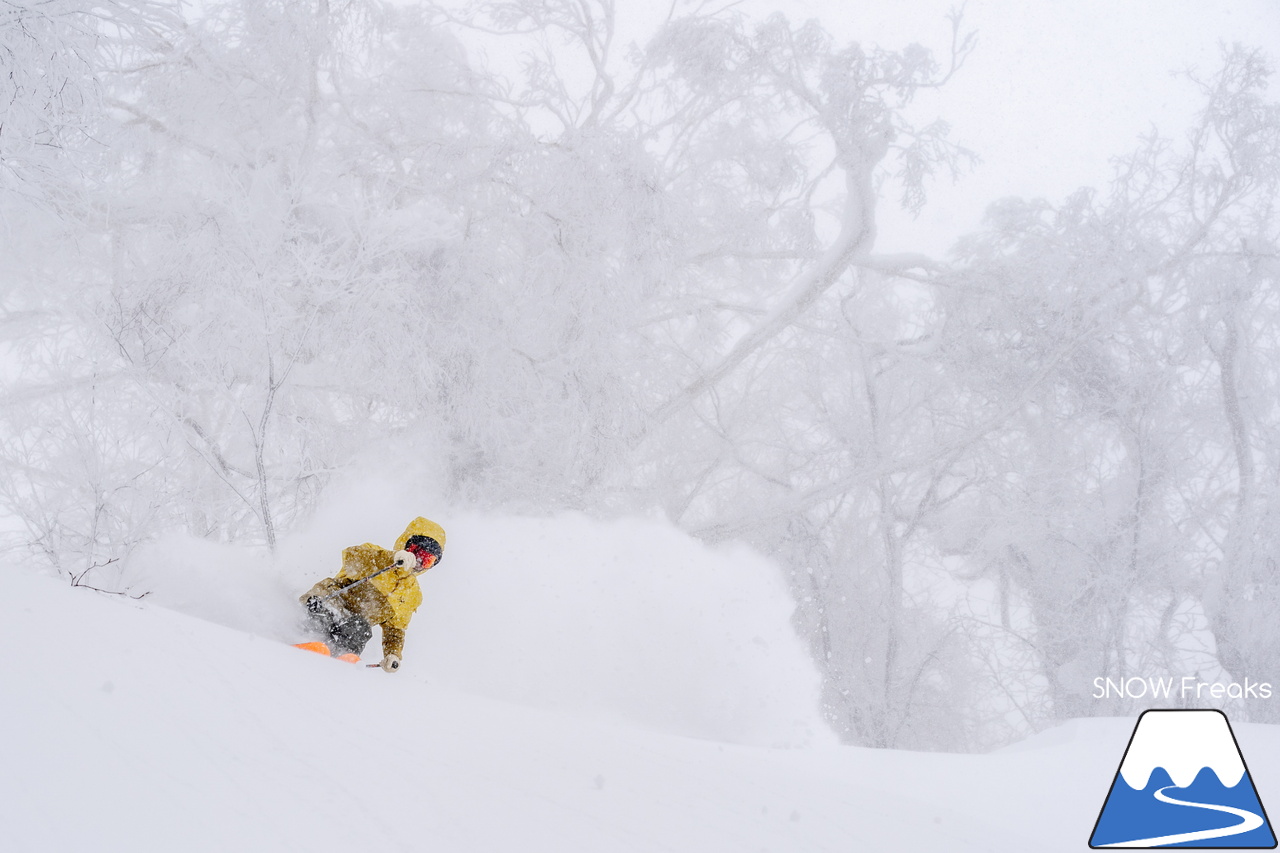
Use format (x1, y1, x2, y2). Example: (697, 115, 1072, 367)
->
(293, 642, 360, 664)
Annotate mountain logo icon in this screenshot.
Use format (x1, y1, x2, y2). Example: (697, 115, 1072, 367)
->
(1090, 709, 1276, 848)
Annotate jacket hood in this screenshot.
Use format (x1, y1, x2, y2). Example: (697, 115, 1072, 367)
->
(395, 517, 446, 552)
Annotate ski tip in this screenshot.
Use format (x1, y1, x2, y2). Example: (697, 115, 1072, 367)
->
(294, 642, 359, 663)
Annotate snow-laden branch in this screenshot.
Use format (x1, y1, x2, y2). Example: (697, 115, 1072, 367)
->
(651, 143, 884, 424)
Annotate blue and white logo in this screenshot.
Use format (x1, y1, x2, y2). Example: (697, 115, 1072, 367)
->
(1090, 709, 1276, 848)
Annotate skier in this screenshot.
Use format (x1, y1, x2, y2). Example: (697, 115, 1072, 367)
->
(298, 517, 445, 672)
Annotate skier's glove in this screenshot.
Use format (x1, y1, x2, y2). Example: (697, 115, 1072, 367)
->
(392, 549, 419, 570)
(381, 654, 401, 673)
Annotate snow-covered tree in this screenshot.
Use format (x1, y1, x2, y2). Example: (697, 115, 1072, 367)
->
(941, 45, 1280, 727)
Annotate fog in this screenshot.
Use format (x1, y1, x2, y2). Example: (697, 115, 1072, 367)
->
(3, 0, 1278, 750)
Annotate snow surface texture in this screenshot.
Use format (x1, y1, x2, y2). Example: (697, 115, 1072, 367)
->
(14, 561, 1272, 852)
(123, 498, 829, 748)
(1118, 710, 1248, 789)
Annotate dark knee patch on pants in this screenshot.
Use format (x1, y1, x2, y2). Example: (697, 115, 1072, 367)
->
(329, 616, 373, 656)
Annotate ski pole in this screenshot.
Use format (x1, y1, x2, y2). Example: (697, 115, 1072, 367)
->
(314, 561, 400, 603)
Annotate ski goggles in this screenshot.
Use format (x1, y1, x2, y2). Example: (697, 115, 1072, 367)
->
(404, 537, 442, 569)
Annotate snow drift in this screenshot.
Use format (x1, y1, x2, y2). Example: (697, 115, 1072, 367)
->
(122, 485, 829, 747)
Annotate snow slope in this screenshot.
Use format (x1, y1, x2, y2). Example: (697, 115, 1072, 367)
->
(5, 520, 1280, 851)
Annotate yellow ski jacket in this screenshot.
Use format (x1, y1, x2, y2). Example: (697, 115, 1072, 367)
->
(311, 517, 446, 658)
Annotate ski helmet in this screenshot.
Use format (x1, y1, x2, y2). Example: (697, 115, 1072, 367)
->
(403, 534, 442, 568)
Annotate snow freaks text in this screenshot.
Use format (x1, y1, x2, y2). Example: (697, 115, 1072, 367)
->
(1093, 677, 1274, 701)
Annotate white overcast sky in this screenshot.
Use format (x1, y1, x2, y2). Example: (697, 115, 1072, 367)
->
(443, 0, 1280, 256)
